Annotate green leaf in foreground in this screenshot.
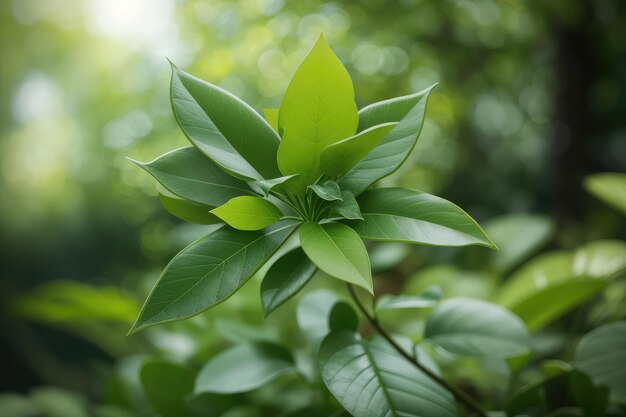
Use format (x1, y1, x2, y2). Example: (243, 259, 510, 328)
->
(300, 222, 373, 293)
(195, 342, 295, 394)
(331, 190, 362, 220)
(211, 196, 283, 231)
(584, 172, 626, 215)
(350, 187, 495, 248)
(131, 147, 253, 206)
(319, 332, 458, 417)
(308, 180, 343, 201)
(277, 34, 358, 192)
(249, 175, 298, 196)
(171, 66, 281, 180)
(158, 187, 219, 225)
(260, 248, 317, 317)
(424, 298, 531, 357)
(129, 221, 297, 333)
(574, 321, 626, 405)
(339, 85, 436, 195)
(320, 122, 397, 178)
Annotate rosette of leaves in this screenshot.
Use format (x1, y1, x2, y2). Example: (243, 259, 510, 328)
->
(128, 34, 496, 334)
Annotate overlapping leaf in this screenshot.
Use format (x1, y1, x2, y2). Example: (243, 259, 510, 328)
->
(211, 196, 283, 231)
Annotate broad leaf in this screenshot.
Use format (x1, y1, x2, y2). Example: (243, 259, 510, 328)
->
(140, 360, 195, 417)
(158, 187, 219, 225)
(171, 65, 281, 180)
(277, 34, 358, 192)
(249, 175, 299, 197)
(195, 342, 295, 394)
(131, 147, 253, 206)
(339, 85, 436, 195)
(210, 196, 283, 231)
(328, 301, 359, 332)
(261, 248, 317, 317)
(300, 222, 373, 293)
(309, 180, 342, 201)
(424, 298, 531, 357)
(350, 188, 495, 248)
(129, 221, 297, 333)
(319, 332, 458, 417)
(296, 289, 341, 346)
(376, 287, 442, 312)
(575, 321, 626, 405)
(320, 122, 397, 178)
(584, 172, 626, 215)
(331, 190, 363, 220)
(262, 108, 280, 134)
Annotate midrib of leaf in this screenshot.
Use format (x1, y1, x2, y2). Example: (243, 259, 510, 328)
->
(319, 226, 362, 278)
(362, 213, 483, 242)
(362, 342, 398, 417)
(155, 168, 249, 193)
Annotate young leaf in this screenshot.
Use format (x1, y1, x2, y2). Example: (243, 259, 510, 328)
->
(262, 108, 280, 134)
(140, 360, 195, 417)
(277, 34, 358, 192)
(339, 85, 436, 195)
(331, 190, 363, 220)
(350, 187, 496, 248)
(308, 180, 343, 201)
(320, 122, 397, 178)
(195, 342, 295, 394)
(158, 187, 220, 225)
(319, 332, 458, 417)
(583, 172, 626, 215)
(424, 298, 531, 357)
(131, 147, 253, 206)
(170, 65, 281, 180)
(300, 222, 373, 294)
(574, 321, 626, 405)
(260, 248, 317, 317)
(210, 196, 283, 231)
(129, 221, 297, 333)
(248, 175, 299, 197)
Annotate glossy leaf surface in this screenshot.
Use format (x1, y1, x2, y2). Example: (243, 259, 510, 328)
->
(195, 342, 295, 394)
(309, 180, 342, 201)
(130, 221, 297, 333)
(300, 222, 373, 293)
(424, 298, 531, 357)
(332, 190, 363, 220)
(350, 188, 495, 248)
(249, 175, 298, 197)
(260, 248, 317, 317)
(132, 147, 252, 206)
(319, 332, 457, 417)
(339, 85, 436, 195)
(211, 196, 283, 231)
(278, 34, 358, 191)
(171, 65, 281, 180)
(320, 122, 396, 178)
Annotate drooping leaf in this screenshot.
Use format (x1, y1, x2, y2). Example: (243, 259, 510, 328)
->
(319, 332, 458, 417)
(260, 248, 317, 317)
(349, 187, 495, 248)
(129, 221, 297, 333)
(376, 286, 442, 312)
(131, 147, 253, 206)
(583, 172, 626, 215)
(210, 196, 283, 231)
(339, 85, 436, 195)
(308, 180, 343, 201)
(140, 360, 195, 417)
(424, 298, 531, 357)
(574, 321, 626, 405)
(170, 65, 281, 180)
(277, 34, 358, 192)
(248, 175, 299, 197)
(328, 301, 359, 332)
(320, 122, 397, 178)
(158, 187, 220, 224)
(195, 342, 295, 394)
(300, 222, 373, 293)
(331, 190, 363, 220)
(296, 289, 341, 346)
(262, 108, 280, 134)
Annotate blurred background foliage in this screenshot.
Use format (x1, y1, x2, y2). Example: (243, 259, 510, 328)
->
(1, 0, 625, 415)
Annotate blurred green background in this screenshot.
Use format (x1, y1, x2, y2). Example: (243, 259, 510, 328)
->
(1, 0, 625, 415)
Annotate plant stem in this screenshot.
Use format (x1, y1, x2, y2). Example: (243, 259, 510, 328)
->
(347, 285, 488, 417)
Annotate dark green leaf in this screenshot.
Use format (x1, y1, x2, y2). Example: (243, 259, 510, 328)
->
(129, 221, 297, 333)
(349, 187, 495, 248)
(331, 190, 363, 220)
(195, 342, 295, 394)
(319, 332, 458, 417)
(260, 248, 317, 317)
(158, 187, 220, 224)
(171, 65, 281, 180)
(140, 360, 195, 417)
(308, 180, 342, 201)
(339, 85, 436, 195)
(249, 175, 299, 197)
(328, 301, 359, 332)
(131, 147, 253, 206)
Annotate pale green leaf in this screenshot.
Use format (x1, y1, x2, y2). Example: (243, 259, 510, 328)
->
(211, 196, 283, 231)
(277, 34, 358, 192)
(262, 108, 280, 134)
(308, 180, 342, 201)
(584, 172, 626, 215)
(376, 287, 442, 312)
(296, 289, 342, 346)
(299, 222, 373, 293)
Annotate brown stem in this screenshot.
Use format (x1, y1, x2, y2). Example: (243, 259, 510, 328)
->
(347, 285, 488, 417)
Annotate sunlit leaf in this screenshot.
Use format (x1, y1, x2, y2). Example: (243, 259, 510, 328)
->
(584, 172, 626, 215)
(210, 196, 283, 231)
